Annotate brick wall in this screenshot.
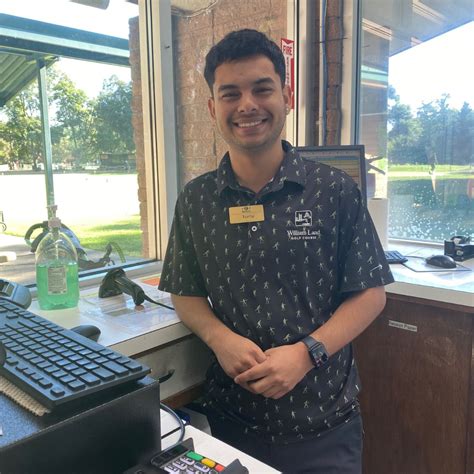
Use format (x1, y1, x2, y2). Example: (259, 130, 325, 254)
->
(324, 0, 343, 145)
(173, 0, 288, 185)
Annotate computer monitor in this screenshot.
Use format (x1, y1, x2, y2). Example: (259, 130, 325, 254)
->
(296, 145, 367, 204)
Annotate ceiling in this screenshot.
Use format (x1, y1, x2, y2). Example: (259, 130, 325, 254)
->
(364, 0, 474, 56)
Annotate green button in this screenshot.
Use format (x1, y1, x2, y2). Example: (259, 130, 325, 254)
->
(187, 451, 203, 461)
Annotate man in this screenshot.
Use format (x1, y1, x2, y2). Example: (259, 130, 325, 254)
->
(159, 29, 393, 473)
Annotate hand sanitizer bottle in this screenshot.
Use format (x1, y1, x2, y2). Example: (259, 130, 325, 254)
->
(35, 207, 79, 310)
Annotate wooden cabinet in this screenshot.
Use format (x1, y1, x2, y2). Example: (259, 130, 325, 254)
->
(354, 294, 473, 474)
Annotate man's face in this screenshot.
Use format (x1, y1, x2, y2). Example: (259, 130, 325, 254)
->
(208, 55, 291, 155)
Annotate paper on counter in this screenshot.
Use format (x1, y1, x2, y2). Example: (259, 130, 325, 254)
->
(78, 274, 177, 334)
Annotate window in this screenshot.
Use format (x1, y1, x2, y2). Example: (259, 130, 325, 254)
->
(358, 0, 473, 243)
(0, 0, 172, 286)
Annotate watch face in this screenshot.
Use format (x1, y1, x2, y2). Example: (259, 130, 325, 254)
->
(307, 340, 328, 368)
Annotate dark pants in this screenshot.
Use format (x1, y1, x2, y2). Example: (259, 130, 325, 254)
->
(207, 414, 363, 474)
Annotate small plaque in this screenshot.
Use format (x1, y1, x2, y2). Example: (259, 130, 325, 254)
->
(388, 320, 418, 332)
(229, 205, 264, 224)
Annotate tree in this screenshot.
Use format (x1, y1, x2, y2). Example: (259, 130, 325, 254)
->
(416, 95, 457, 166)
(387, 86, 423, 164)
(50, 71, 93, 167)
(0, 68, 136, 172)
(0, 123, 10, 167)
(90, 76, 134, 155)
(1, 86, 43, 169)
(452, 102, 474, 166)
(387, 89, 474, 168)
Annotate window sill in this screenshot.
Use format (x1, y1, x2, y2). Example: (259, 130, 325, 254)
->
(386, 241, 474, 309)
(27, 259, 184, 356)
(28, 260, 164, 298)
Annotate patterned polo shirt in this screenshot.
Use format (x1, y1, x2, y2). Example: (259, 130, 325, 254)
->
(159, 140, 393, 443)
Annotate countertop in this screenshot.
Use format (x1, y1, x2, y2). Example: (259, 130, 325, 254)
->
(27, 244, 473, 359)
(385, 243, 473, 308)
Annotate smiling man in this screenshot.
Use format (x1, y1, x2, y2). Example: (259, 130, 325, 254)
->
(159, 29, 393, 473)
(207, 54, 290, 197)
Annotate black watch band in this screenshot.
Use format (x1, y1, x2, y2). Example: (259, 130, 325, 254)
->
(301, 336, 329, 369)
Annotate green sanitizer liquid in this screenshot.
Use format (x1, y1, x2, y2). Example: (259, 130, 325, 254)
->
(35, 213, 80, 311)
(36, 261, 79, 310)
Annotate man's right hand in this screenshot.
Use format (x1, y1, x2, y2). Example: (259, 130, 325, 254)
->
(170, 294, 266, 383)
(211, 332, 267, 379)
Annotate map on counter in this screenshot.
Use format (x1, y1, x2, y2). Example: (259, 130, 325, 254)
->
(78, 274, 177, 333)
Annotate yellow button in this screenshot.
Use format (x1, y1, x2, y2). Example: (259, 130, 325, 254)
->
(201, 458, 216, 468)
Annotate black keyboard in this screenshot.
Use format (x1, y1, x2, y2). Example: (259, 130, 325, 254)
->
(384, 250, 408, 264)
(0, 299, 150, 410)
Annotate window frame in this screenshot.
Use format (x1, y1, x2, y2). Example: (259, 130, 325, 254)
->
(340, 0, 473, 246)
(138, 0, 178, 261)
(0, 0, 177, 288)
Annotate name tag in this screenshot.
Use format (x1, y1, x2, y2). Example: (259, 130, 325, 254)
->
(229, 205, 265, 224)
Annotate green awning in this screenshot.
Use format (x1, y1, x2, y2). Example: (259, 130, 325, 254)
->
(0, 13, 130, 106)
(0, 50, 57, 106)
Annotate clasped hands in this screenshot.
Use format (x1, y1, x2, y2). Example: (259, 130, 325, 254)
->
(213, 332, 313, 400)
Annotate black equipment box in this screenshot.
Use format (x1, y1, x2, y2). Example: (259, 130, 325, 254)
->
(0, 376, 160, 474)
(444, 236, 474, 261)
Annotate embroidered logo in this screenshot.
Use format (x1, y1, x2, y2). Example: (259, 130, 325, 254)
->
(288, 210, 320, 241)
(295, 210, 312, 227)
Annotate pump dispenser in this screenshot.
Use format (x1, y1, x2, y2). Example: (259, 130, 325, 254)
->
(35, 205, 79, 310)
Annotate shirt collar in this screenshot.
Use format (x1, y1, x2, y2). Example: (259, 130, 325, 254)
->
(216, 140, 307, 196)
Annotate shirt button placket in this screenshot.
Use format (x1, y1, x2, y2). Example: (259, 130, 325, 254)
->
(247, 199, 262, 247)
(252, 197, 263, 234)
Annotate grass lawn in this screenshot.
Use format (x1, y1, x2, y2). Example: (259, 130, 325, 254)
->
(388, 164, 472, 180)
(79, 216, 143, 257)
(5, 215, 143, 257)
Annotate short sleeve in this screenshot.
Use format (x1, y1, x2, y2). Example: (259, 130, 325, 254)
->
(158, 191, 207, 297)
(337, 182, 394, 293)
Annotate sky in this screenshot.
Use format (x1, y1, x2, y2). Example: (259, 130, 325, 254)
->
(58, 59, 131, 97)
(389, 21, 474, 111)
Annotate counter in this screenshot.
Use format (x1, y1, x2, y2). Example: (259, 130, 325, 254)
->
(27, 247, 472, 408)
(385, 243, 473, 308)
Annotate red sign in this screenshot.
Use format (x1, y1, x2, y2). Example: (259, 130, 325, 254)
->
(281, 38, 295, 109)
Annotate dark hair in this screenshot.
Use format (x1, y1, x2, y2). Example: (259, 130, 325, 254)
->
(204, 29, 286, 92)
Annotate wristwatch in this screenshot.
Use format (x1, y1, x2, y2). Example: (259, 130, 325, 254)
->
(301, 336, 329, 369)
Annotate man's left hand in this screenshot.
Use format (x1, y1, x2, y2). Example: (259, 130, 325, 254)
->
(234, 343, 313, 399)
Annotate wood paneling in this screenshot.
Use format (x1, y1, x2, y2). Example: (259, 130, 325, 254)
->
(162, 383, 204, 409)
(467, 331, 474, 474)
(354, 296, 473, 474)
